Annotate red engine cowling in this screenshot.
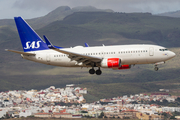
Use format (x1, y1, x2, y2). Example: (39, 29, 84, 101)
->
(118, 65, 131, 69)
(101, 58, 121, 68)
(101, 58, 131, 69)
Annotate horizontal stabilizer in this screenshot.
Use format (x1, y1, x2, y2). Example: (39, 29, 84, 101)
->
(5, 49, 35, 55)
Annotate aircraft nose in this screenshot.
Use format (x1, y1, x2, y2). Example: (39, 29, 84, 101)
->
(169, 51, 176, 58)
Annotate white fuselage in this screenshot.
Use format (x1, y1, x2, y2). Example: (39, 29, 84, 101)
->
(22, 44, 176, 68)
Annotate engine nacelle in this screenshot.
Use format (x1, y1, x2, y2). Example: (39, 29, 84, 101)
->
(101, 58, 121, 68)
(118, 65, 131, 69)
(101, 58, 131, 70)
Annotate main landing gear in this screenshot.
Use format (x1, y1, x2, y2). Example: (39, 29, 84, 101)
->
(89, 67, 102, 75)
(154, 65, 159, 71)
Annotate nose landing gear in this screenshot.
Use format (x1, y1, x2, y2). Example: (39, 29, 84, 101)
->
(154, 65, 159, 71)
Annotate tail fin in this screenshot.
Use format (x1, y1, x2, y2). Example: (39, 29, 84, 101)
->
(14, 17, 49, 52)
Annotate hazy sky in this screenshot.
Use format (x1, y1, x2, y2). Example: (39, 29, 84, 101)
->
(1, 0, 180, 19)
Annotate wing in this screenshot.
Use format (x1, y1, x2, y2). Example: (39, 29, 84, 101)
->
(43, 36, 102, 65)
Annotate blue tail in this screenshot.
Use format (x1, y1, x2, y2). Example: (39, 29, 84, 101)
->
(14, 17, 49, 52)
(85, 43, 89, 47)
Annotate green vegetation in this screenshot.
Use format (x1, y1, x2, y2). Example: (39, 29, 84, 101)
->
(98, 112, 104, 118)
(0, 12, 180, 102)
(144, 98, 180, 107)
(170, 111, 180, 119)
(54, 102, 79, 107)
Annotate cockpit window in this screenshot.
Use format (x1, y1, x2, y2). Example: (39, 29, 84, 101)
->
(159, 49, 168, 51)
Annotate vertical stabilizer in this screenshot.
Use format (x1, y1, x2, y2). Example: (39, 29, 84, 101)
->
(14, 17, 49, 52)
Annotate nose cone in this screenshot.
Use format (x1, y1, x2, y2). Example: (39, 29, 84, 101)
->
(169, 51, 176, 58)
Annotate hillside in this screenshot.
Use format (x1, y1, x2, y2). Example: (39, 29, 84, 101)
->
(0, 6, 113, 29)
(1, 11, 180, 102)
(36, 12, 180, 47)
(158, 10, 180, 18)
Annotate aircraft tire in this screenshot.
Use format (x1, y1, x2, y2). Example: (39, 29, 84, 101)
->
(89, 69, 95, 74)
(96, 69, 102, 75)
(154, 67, 159, 71)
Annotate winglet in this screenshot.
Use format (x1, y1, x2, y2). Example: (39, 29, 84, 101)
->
(85, 43, 89, 47)
(43, 35, 63, 49)
(43, 35, 55, 49)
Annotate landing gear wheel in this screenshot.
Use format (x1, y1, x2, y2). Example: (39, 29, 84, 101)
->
(89, 69, 95, 74)
(96, 69, 102, 75)
(154, 67, 159, 71)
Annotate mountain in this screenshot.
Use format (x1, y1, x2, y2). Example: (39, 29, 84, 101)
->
(157, 10, 180, 18)
(0, 6, 113, 29)
(0, 11, 180, 102)
(36, 12, 180, 47)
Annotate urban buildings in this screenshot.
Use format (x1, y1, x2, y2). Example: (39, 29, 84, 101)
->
(0, 84, 179, 119)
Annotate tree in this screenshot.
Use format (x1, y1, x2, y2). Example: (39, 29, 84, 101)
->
(3, 112, 10, 119)
(176, 97, 180, 102)
(81, 110, 88, 113)
(162, 99, 169, 106)
(98, 112, 104, 118)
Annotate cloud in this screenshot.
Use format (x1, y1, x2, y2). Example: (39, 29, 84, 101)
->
(0, 0, 180, 19)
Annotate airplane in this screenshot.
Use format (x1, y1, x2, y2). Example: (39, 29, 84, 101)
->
(6, 17, 176, 75)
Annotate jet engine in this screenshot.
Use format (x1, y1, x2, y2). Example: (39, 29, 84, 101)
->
(101, 58, 131, 69)
(101, 58, 121, 68)
(118, 64, 131, 69)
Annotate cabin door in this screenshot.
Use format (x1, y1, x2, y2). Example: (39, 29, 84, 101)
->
(46, 54, 51, 62)
(149, 47, 154, 56)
